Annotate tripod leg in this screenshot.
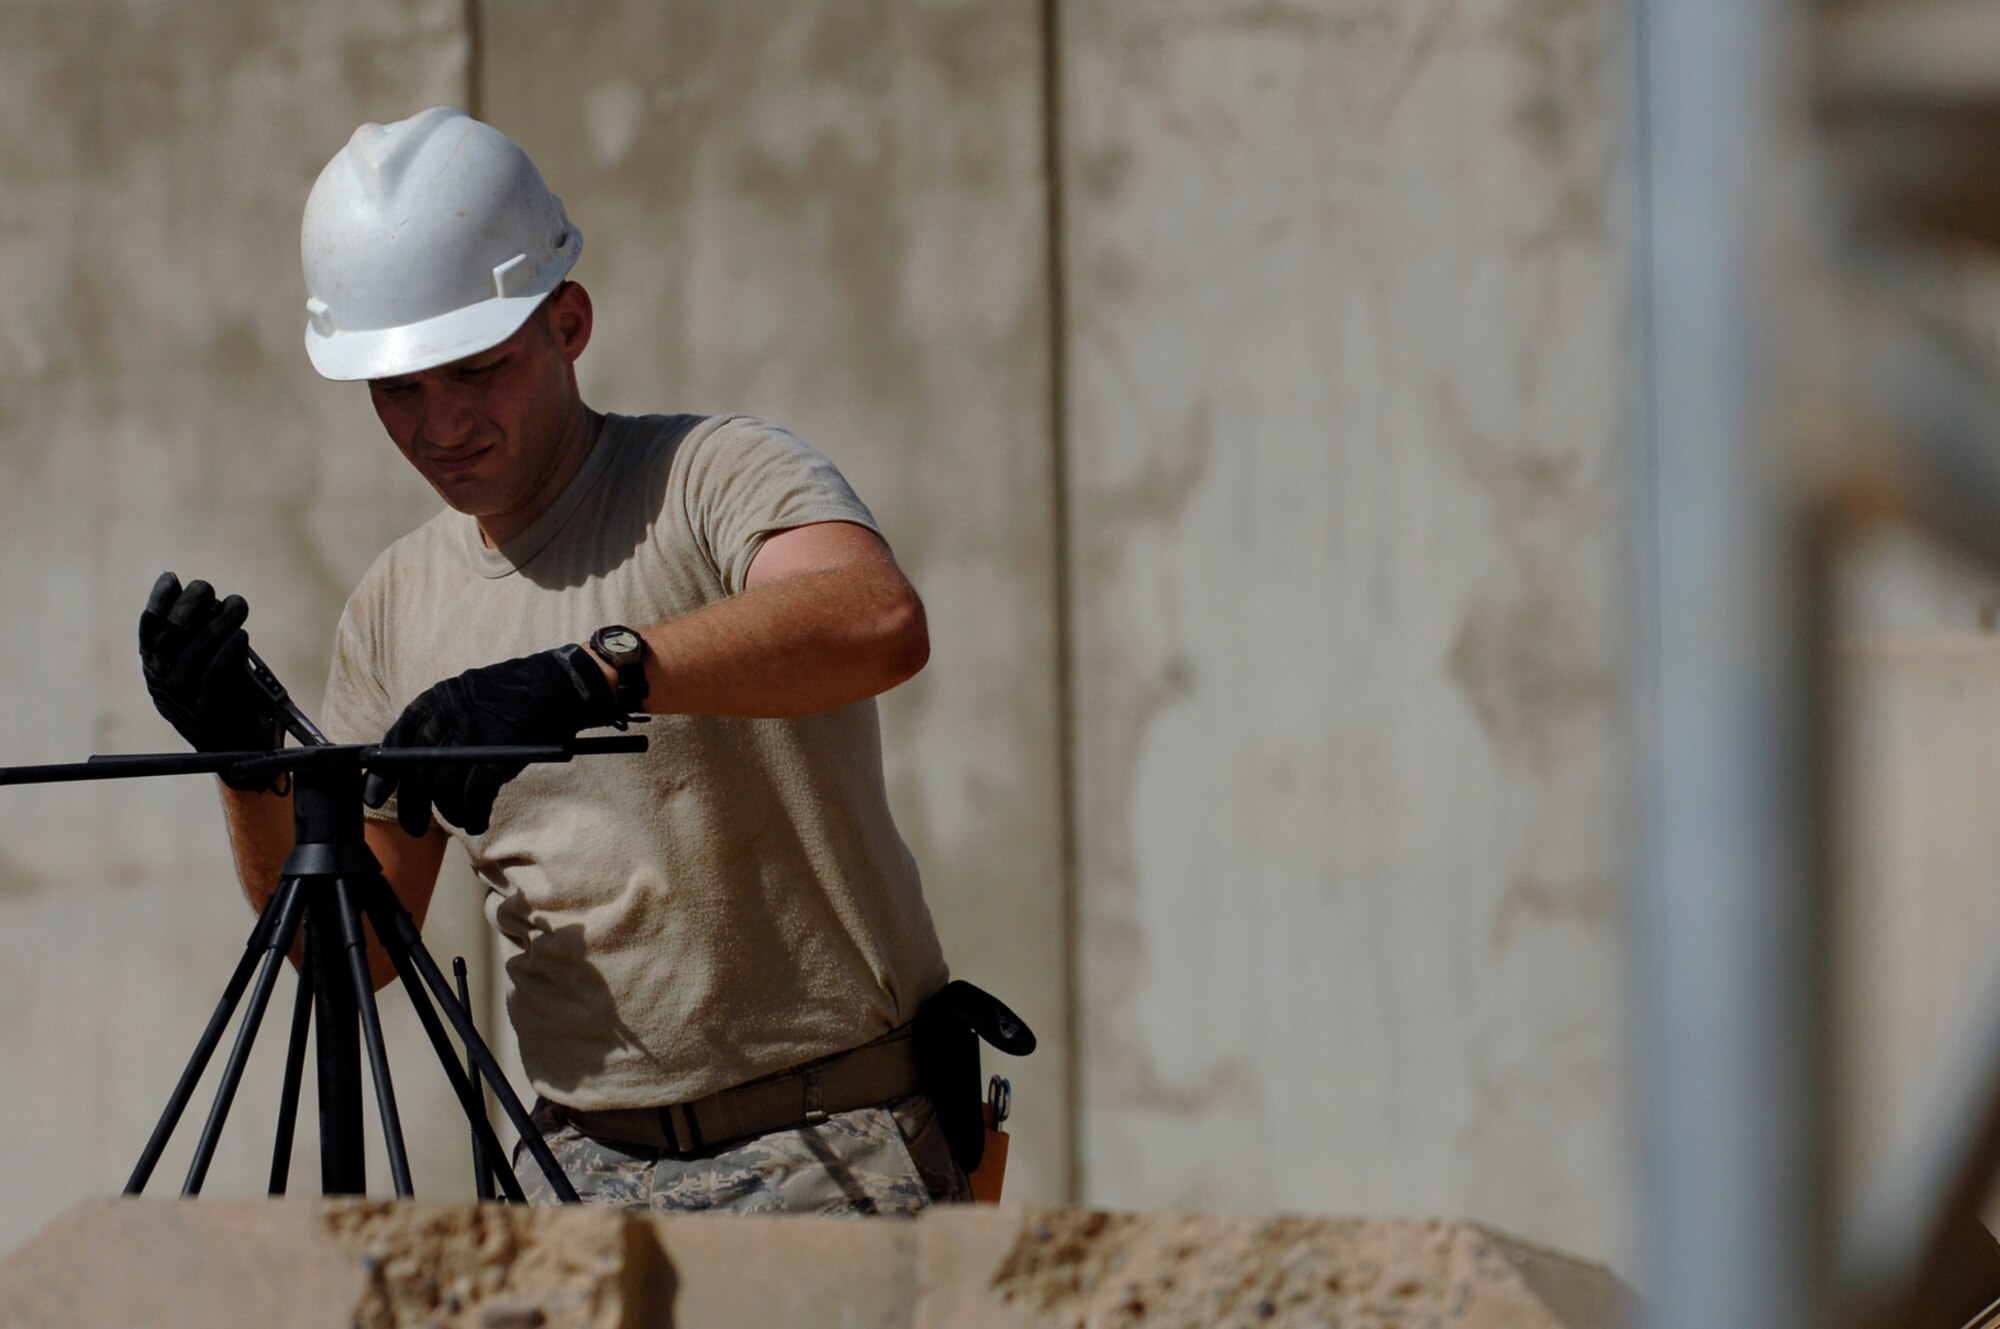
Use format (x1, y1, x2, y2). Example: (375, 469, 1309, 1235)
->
(454, 956, 498, 1202)
(310, 888, 365, 1194)
(333, 878, 413, 1198)
(355, 884, 528, 1204)
(371, 935, 529, 1202)
(389, 903, 579, 1203)
(357, 883, 564, 1202)
(268, 942, 315, 1195)
(395, 957, 532, 1205)
(125, 879, 294, 1195)
(181, 876, 309, 1195)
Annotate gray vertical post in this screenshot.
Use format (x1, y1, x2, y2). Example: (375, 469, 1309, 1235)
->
(1629, 0, 1833, 1326)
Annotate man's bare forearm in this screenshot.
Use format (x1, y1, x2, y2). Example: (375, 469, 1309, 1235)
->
(608, 557, 928, 720)
(220, 783, 294, 914)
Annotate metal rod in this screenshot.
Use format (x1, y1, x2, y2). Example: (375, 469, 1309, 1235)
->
(9, 752, 280, 786)
(364, 738, 647, 763)
(357, 882, 529, 1204)
(220, 739, 648, 789)
(310, 890, 365, 1194)
(181, 877, 308, 1195)
(124, 887, 288, 1194)
(1958, 1291, 2000, 1329)
(363, 886, 576, 1202)
(334, 878, 413, 1198)
(455, 956, 497, 1202)
(0, 736, 648, 788)
(268, 944, 315, 1196)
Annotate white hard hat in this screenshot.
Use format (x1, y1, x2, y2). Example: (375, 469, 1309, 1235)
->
(301, 107, 583, 381)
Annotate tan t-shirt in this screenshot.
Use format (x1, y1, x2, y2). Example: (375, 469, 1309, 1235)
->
(322, 412, 948, 1111)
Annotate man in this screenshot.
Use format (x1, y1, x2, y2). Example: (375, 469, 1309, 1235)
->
(136, 106, 969, 1213)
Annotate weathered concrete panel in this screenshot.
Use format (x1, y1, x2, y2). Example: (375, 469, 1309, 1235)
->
(479, 2, 1069, 1200)
(1837, 633, 2000, 1207)
(0, 0, 488, 1249)
(1061, 0, 1627, 1263)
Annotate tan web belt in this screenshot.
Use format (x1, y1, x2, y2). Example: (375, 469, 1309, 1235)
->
(561, 1025, 923, 1156)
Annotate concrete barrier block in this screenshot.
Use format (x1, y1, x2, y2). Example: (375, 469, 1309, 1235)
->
(915, 1207, 1629, 1328)
(0, 1197, 645, 1329)
(0, 1198, 365, 1329)
(322, 1200, 642, 1328)
(641, 1212, 915, 1329)
(0, 1199, 1626, 1329)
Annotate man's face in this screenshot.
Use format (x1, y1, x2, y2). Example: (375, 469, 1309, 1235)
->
(366, 291, 586, 523)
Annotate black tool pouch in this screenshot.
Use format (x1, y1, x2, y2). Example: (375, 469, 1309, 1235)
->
(913, 979, 1036, 1172)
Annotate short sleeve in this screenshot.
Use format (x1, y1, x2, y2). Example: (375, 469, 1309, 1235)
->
(674, 416, 881, 595)
(321, 568, 403, 822)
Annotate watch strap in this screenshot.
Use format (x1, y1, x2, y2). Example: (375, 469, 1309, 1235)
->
(589, 625, 650, 712)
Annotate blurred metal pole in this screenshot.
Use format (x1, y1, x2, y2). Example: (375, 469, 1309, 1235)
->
(1630, 0, 1834, 1324)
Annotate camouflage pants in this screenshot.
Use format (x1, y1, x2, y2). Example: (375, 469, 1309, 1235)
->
(514, 1092, 972, 1215)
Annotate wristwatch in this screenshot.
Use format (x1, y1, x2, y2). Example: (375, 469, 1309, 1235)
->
(588, 624, 650, 712)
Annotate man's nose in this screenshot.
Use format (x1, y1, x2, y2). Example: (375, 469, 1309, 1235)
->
(419, 388, 480, 451)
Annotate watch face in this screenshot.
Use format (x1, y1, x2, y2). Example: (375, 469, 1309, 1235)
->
(601, 628, 641, 656)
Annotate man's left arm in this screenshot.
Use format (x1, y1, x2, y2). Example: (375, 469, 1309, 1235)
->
(362, 521, 927, 836)
(593, 520, 928, 718)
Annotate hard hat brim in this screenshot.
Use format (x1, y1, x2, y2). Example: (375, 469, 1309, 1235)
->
(304, 284, 560, 382)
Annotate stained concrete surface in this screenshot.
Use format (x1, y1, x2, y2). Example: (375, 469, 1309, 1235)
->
(1059, 0, 1628, 1265)
(478, 0, 1071, 1203)
(0, 0, 1674, 1283)
(0, 0, 1639, 1261)
(0, 0, 1074, 1244)
(0, 0, 493, 1248)
(1838, 629, 2000, 1213)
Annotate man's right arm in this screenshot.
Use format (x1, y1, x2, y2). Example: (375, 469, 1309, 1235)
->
(137, 572, 447, 986)
(220, 783, 447, 990)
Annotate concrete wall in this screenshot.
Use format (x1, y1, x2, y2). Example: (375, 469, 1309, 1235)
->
(1832, 525, 2000, 1218)
(476, 0, 1071, 1202)
(1838, 632, 2000, 1200)
(0, 0, 1076, 1233)
(0, 0, 494, 1250)
(0, 0, 1642, 1271)
(1060, 0, 1628, 1265)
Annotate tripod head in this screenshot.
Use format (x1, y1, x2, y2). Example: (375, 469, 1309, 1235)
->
(0, 649, 642, 1203)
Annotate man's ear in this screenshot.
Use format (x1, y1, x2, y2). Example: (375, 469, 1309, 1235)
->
(547, 281, 593, 363)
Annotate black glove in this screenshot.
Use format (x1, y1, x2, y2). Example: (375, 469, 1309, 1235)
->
(363, 644, 621, 837)
(138, 572, 282, 789)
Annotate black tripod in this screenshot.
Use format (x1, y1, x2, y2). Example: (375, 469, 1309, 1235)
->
(0, 731, 645, 1203)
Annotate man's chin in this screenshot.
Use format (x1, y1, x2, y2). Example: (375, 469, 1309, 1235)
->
(427, 478, 503, 517)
